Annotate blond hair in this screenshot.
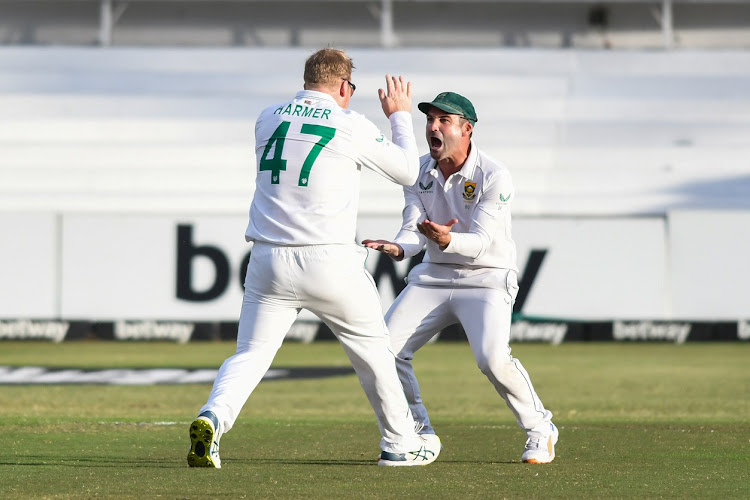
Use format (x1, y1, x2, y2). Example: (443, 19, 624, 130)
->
(303, 48, 354, 88)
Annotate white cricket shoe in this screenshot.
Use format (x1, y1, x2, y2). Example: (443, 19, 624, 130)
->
(522, 422, 559, 464)
(187, 411, 222, 468)
(378, 433, 441, 467)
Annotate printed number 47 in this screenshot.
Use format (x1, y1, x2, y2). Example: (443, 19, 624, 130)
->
(259, 121, 336, 186)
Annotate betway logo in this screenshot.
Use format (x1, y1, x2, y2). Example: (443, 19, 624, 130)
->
(114, 321, 194, 344)
(175, 224, 548, 320)
(510, 321, 567, 345)
(0, 320, 70, 343)
(613, 321, 691, 344)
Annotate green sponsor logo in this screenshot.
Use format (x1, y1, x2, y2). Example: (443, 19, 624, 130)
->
(499, 193, 511, 202)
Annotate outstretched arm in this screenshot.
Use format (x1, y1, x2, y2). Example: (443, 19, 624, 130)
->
(352, 75, 419, 186)
(378, 74, 412, 117)
(361, 239, 405, 261)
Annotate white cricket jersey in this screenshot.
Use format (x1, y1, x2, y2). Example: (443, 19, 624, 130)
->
(394, 141, 519, 287)
(246, 90, 419, 245)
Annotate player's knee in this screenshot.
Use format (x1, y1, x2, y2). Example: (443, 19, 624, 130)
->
(475, 350, 511, 377)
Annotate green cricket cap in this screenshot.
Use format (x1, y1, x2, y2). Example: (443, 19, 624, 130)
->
(418, 92, 477, 123)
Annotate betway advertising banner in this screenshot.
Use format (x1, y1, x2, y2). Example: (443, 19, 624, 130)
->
(1, 211, 749, 342)
(56, 214, 666, 321)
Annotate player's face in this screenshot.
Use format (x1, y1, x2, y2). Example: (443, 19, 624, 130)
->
(425, 108, 471, 163)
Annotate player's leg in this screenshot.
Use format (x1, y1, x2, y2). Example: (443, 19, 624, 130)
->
(299, 245, 437, 461)
(189, 244, 298, 468)
(452, 283, 557, 462)
(199, 300, 297, 432)
(386, 283, 453, 434)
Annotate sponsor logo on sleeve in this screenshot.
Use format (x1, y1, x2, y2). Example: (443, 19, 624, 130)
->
(419, 180, 434, 193)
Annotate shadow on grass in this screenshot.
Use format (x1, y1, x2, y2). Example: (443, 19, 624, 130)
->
(4, 455, 518, 467)
(2, 456, 177, 467)
(2, 456, 372, 467)
(226, 457, 519, 466)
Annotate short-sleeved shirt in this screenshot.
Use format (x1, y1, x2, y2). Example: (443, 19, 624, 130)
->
(246, 90, 418, 245)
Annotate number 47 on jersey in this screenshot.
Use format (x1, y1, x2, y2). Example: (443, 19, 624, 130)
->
(259, 121, 336, 187)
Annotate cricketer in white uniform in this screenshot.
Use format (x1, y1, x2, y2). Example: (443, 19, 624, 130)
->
(187, 48, 441, 468)
(363, 92, 559, 464)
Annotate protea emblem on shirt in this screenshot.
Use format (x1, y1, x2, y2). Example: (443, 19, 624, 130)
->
(419, 180, 433, 192)
(463, 181, 477, 201)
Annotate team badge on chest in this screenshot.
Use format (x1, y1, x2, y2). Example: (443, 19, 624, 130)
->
(462, 181, 477, 201)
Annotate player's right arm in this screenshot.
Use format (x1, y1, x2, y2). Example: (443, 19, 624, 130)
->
(351, 75, 419, 186)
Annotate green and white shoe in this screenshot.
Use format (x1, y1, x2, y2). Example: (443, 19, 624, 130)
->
(378, 434, 441, 467)
(187, 411, 222, 468)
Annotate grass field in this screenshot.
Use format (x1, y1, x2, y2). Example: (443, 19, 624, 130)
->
(1, 341, 748, 499)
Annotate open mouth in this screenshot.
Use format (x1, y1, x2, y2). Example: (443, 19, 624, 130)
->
(429, 137, 443, 149)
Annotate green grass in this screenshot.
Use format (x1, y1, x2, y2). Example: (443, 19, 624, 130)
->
(1, 341, 748, 499)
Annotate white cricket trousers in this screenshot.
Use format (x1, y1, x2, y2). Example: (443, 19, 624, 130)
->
(386, 274, 552, 434)
(201, 243, 422, 454)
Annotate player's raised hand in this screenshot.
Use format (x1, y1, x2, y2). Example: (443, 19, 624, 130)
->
(417, 219, 458, 249)
(361, 239, 405, 261)
(378, 74, 412, 118)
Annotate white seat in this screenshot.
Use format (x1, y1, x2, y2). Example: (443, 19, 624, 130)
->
(1, 47, 749, 215)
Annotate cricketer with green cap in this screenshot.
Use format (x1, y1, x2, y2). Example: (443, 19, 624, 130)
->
(417, 91, 478, 123)
(363, 89, 560, 465)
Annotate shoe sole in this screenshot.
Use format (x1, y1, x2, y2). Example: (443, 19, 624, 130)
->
(523, 428, 558, 464)
(187, 418, 219, 468)
(378, 454, 439, 467)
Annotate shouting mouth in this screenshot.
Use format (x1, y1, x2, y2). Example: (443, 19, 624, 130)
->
(429, 136, 443, 151)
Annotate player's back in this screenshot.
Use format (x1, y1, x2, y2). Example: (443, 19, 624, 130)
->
(246, 90, 363, 246)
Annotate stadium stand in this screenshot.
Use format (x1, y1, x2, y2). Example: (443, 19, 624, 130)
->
(1, 1, 750, 50)
(1, 47, 749, 216)
(0, 1, 749, 217)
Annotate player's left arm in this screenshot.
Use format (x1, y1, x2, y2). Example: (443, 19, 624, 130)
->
(439, 169, 513, 259)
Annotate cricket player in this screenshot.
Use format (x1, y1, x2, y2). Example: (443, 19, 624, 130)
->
(363, 92, 558, 464)
(187, 48, 441, 468)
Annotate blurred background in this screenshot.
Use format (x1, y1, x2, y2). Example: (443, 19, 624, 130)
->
(1, 0, 749, 343)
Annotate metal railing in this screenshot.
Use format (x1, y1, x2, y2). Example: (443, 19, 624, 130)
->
(4, 0, 749, 49)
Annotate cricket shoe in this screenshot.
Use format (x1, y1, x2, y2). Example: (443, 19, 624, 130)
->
(187, 411, 222, 468)
(522, 421, 559, 464)
(378, 433, 441, 467)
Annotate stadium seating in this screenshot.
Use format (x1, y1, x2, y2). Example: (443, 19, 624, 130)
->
(1, 47, 749, 216)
